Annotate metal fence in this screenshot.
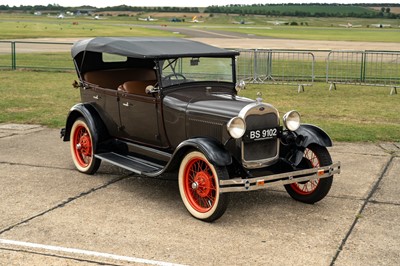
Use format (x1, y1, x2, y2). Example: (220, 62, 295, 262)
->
(236, 49, 315, 92)
(0, 41, 74, 71)
(0, 41, 399, 94)
(327, 50, 400, 94)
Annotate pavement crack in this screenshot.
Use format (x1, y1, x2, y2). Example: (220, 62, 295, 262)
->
(0, 161, 74, 171)
(330, 155, 395, 265)
(0, 175, 130, 235)
(0, 247, 122, 266)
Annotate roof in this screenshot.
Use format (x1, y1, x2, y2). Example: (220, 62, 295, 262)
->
(71, 37, 239, 59)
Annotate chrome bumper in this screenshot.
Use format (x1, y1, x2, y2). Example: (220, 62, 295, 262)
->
(220, 162, 341, 193)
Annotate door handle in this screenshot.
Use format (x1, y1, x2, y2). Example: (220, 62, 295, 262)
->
(93, 95, 99, 100)
(123, 102, 130, 107)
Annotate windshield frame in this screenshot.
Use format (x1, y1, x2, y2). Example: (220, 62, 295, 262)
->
(155, 56, 237, 89)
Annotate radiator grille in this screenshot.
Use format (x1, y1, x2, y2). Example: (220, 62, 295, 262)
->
(241, 106, 279, 168)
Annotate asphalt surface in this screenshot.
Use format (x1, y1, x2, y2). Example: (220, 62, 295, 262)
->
(0, 123, 399, 266)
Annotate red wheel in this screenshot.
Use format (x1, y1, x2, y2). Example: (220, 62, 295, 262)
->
(284, 144, 333, 204)
(70, 118, 101, 174)
(178, 151, 229, 222)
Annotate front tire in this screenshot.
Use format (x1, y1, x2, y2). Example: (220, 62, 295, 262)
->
(284, 144, 333, 204)
(178, 151, 229, 222)
(70, 118, 101, 174)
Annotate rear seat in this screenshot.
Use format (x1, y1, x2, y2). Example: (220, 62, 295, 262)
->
(118, 80, 157, 95)
(83, 68, 156, 95)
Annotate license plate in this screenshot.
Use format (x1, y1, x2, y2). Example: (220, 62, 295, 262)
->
(243, 127, 280, 142)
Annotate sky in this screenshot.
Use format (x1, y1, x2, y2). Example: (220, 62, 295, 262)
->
(2, 1, 400, 8)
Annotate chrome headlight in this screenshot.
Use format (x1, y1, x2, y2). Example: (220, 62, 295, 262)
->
(227, 117, 246, 139)
(283, 110, 301, 131)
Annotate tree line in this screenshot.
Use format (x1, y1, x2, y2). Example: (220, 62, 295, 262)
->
(0, 4, 200, 13)
(0, 4, 399, 19)
(204, 4, 400, 19)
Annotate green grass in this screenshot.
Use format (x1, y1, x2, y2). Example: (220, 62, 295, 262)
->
(0, 16, 179, 39)
(206, 26, 400, 42)
(0, 70, 398, 142)
(0, 70, 79, 127)
(1, 13, 400, 42)
(239, 83, 400, 142)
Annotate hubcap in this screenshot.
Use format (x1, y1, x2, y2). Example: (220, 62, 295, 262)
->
(193, 171, 212, 198)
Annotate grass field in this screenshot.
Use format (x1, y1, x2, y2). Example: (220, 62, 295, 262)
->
(0, 12, 398, 143)
(0, 13, 399, 42)
(0, 70, 398, 142)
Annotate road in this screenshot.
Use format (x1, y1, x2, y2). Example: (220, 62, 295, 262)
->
(0, 124, 399, 265)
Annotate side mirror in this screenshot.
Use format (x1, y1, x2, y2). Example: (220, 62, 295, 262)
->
(235, 80, 246, 92)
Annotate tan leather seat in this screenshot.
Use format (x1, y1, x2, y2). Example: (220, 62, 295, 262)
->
(119, 80, 156, 95)
(83, 68, 156, 90)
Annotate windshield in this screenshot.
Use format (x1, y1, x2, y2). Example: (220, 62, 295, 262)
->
(159, 57, 234, 87)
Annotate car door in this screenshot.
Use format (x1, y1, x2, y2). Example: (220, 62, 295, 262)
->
(80, 87, 120, 137)
(118, 92, 166, 147)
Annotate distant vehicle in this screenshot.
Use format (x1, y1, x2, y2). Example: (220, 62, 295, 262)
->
(339, 22, 361, 28)
(232, 19, 254, 25)
(267, 20, 286, 26)
(170, 17, 182, 22)
(190, 16, 204, 23)
(61, 37, 341, 222)
(92, 15, 106, 20)
(47, 13, 74, 19)
(371, 23, 391, 28)
(138, 16, 158, 22)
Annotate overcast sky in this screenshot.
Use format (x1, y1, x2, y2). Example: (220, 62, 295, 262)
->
(3, 1, 399, 8)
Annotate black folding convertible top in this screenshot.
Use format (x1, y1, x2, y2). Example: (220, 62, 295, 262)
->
(71, 37, 239, 59)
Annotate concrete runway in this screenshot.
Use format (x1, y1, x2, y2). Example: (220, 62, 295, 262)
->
(0, 124, 399, 265)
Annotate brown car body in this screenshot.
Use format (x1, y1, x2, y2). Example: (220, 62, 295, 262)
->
(62, 37, 340, 221)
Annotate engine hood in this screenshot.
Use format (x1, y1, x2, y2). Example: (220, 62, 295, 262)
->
(162, 85, 256, 147)
(167, 86, 254, 119)
(189, 95, 253, 118)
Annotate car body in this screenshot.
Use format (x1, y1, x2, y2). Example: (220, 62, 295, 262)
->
(61, 37, 341, 222)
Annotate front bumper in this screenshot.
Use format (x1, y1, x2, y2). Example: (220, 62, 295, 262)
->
(220, 161, 341, 193)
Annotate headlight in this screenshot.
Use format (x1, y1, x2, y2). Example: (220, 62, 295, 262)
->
(227, 117, 246, 139)
(283, 110, 301, 131)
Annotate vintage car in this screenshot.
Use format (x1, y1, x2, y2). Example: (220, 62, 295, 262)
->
(61, 37, 340, 222)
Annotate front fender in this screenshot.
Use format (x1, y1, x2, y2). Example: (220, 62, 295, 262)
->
(282, 124, 332, 166)
(172, 137, 232, 168)
(62, 103, 108, 153)
(295, 124, 332, 148)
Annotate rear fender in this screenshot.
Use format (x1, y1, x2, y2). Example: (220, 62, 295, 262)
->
(62, 103, 108, 153)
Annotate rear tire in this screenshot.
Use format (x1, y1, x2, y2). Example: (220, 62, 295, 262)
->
(284, 144, 333, 204)
(178, 151, 229, 222)
(70, 118, 101, 174)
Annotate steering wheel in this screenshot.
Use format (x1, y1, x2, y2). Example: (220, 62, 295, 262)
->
(162, 73, 186, 81)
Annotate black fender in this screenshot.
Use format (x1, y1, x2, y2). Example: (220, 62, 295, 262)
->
(283, 124, 332, 166)
(62, 103, 108, 153)
(295, 124, 333, 148)
(169, 137, 232, 169)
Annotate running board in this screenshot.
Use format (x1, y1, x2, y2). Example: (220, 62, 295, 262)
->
(95, 152, 164, 175)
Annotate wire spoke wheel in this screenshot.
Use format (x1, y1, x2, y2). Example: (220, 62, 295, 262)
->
(284, 144, 333, 204)
(179, 151, 229, 222)
(70, 118, 101, 174)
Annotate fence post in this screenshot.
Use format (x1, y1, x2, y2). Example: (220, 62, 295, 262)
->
(11, 41, 16, 70)
(253, 49, 258, 82)
(361, 51, 366, 83)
